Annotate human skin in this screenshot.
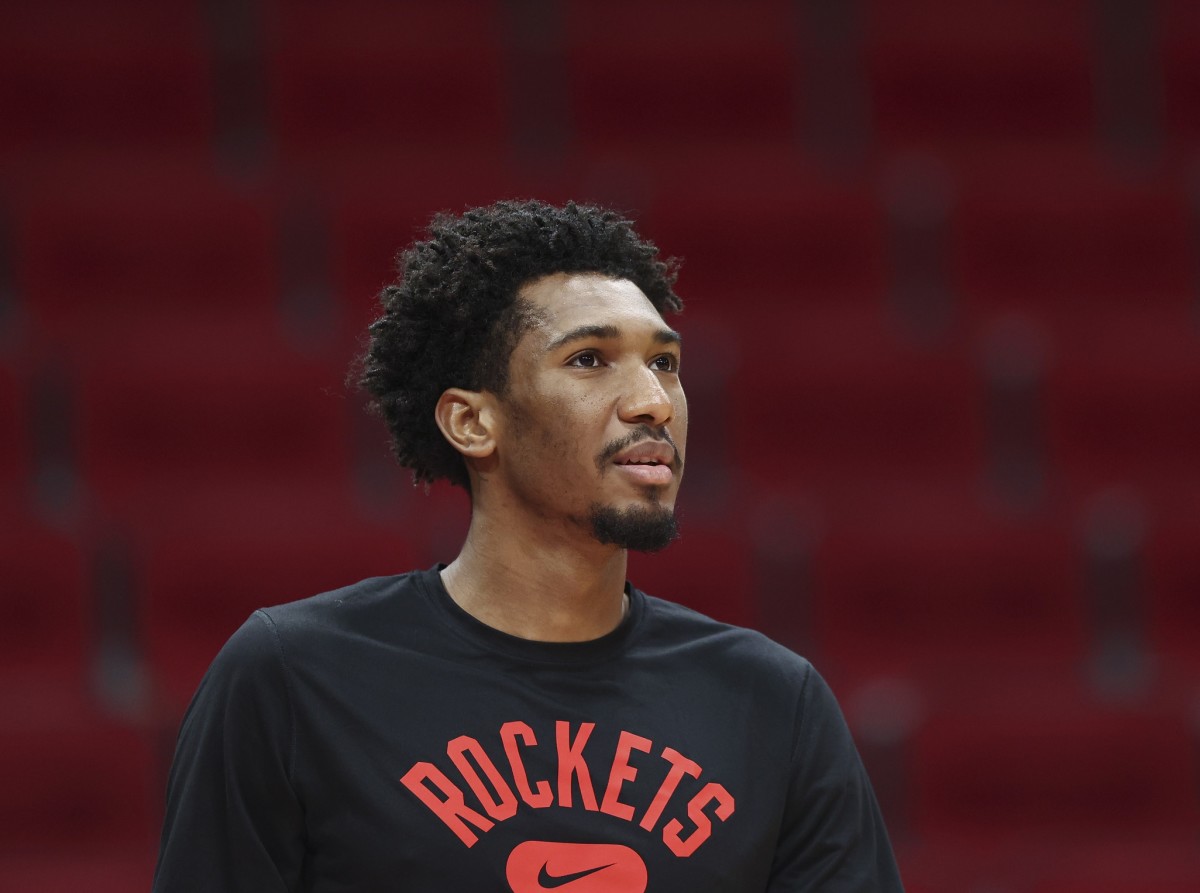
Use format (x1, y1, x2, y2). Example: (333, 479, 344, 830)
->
(436, 272, 688, 643)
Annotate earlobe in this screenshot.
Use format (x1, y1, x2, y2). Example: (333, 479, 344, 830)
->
(435, 388, 497, 459)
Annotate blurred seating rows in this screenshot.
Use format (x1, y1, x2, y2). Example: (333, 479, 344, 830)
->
(2, 1, 1199, 891)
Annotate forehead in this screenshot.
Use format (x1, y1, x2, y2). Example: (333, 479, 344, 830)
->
(517, 272, 666, 339)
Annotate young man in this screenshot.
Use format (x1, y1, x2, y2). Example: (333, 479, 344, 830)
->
(153, 200, 903, 891)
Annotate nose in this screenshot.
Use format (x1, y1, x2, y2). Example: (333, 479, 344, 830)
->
(618, 363, 675, 427)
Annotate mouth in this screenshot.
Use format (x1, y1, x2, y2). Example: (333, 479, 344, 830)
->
(611, 457, 674, 486)
(599, 425, 683, 488)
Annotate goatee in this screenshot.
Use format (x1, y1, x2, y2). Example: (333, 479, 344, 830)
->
(588, 503, 679, 553)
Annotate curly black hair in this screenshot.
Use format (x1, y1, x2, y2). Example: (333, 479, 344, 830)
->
(357, 199, 683, 490)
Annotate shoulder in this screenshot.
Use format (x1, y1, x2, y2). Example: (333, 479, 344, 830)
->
(631, 589, 840, 764)
(255, 571, 416, 633)
(205, 570, 430, 680)
(256, 567, 446, 649)
(635, 588, 815, 688)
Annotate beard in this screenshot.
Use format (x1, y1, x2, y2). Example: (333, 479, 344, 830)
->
(588, 501, 679, 553)
(585, 423, 683, 552)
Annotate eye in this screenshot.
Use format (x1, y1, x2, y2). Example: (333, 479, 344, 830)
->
(568, 351, 602, 368)
(652, 354, 680, 373)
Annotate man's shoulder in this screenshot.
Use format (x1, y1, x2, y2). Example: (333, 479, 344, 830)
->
(635, 588, 814, 681)
(191, 569, 435, 707)
(247, 568, 435, 645)
(259, 570, 415, 622)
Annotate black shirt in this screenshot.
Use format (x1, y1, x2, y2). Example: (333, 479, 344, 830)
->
(153, 567, 903, 891)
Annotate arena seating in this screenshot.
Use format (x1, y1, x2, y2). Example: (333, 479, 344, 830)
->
(0, 364, 27, 501)
(907, 702, 1200, 890)
(0, 513, 89, 690)
(951, 150, 1194, 328)
(15, 160, 280, 348)
(564, 0, 798, 152)
(0, 689, 158, 893)
(264, 0, 509, 168)
(0, 3, 212, 164)
(1147, 513, 1200, 675)
(2, 1, 1197, 889)
(1162, 0, 1200, 151)
(725, 305, 982, 506)
(864, 0, 1096, 153)
(1029, 842, 1200, 893)
(1046, 329, 1200, 504)
(73, 333, 353, 522)
(810, 500, 1085, 694)
(635, 149, 889, 304)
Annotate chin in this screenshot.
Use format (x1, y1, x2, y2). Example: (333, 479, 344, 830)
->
(587, 502, 679, 553)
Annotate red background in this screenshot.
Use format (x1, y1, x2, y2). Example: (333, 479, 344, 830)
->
(2, 1, 1199, 889)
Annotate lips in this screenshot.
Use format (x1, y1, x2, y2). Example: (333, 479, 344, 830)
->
(613, 461, 674, 486)
(610, 441, 675, 487)
(611, 441, 674, 466)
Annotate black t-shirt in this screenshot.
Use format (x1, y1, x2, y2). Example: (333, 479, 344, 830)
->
(153, 567, 903, 892)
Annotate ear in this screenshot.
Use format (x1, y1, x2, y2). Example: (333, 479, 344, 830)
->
(434, 388, 497, 461)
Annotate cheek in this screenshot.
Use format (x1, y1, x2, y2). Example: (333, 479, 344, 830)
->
(524, 398, 602, 471)
(672, 391, 689, 449)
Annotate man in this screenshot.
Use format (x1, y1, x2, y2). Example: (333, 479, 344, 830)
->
(153, 200, 903, 891)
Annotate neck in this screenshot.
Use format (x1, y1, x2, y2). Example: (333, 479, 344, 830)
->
(440, 500, 630, 643)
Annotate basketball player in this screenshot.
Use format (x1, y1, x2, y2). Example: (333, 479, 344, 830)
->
(153, 200, 903, 891)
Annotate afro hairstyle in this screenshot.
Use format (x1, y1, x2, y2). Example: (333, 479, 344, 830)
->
(357, 199, 683, 490)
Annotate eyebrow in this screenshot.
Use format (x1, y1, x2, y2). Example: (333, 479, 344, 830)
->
(545, 323, 682, 353)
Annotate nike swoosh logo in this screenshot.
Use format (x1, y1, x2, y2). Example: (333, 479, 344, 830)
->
(536, 861, 615, 888)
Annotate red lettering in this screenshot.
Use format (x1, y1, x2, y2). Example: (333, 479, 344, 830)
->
(400, 762, 494, 847)
(601, 731, 653, 821)
(556, 721, 599, 811)
(405, 722, 734, 856)
(500, 721, 552, 808)
(447, 735, 518, 821)
(639, 746, 701, 832)
(663, 782, 735, 857)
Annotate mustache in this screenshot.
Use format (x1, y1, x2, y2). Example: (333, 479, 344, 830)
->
(596, 424, 683, 472)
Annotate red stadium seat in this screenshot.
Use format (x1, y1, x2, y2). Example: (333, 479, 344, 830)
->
(864, 0, 1095, 152)
(950, 151, 1193, 329)
(635, 148, 889, 306)
(1146, 514, 1200, 676)
(74, 335, 354, 523)
(723, 306, 983, 504)
(0, 694, 156, 876)
(1030, 842, 1200, 893)
(0, 3, 213, 163)
(1044, 329, 1200, 503)
(899, 836, 1200, 893)
(0, 514, 89, 688)
(810, 501, 1084, 691)
(264, 0, 508, 167)
(910, 703, 1200, 850)
(565, 0, 798, 154)
(15, 161, 280, 346)
(0, 853, 155, 893)
(0, 364, 28, 503)
(1162, 0, 1200, 152)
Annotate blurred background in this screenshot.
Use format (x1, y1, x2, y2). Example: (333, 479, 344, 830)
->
(2, 0, 1199, 889)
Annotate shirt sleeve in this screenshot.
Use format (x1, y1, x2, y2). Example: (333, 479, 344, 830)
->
(766, 666, 904, 892)
(153, 610, 306, 893)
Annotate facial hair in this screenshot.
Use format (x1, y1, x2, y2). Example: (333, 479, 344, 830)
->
(587, 423, 683, 552)
(588, 502, 679, 553)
